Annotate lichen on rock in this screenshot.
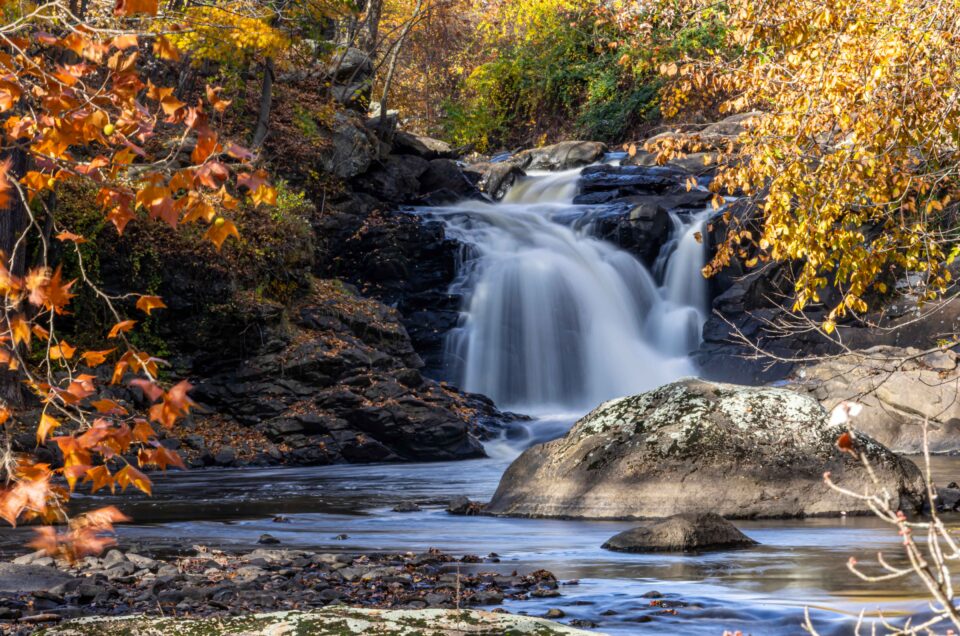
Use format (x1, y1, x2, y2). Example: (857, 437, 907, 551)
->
(486, 378, 925, 519)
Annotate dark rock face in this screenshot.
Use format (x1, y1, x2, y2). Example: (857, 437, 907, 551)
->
(575, 202, 671, 267)
(353, 155, 431, 204)
(602, 513, 757, 553)
(191, 280, 503, 466)
(578, 164, 688, 199)
(486, 379, 925, 519)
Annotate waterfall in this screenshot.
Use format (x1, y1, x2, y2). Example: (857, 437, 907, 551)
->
(416, 165, 711, 414)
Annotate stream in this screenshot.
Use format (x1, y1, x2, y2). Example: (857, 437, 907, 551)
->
(4, 161, 955, 634)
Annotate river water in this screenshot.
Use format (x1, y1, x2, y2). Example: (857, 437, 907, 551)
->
(3, 162, 955, 634)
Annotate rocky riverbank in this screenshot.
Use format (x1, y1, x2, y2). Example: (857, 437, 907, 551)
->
(0, 546, 573, 634)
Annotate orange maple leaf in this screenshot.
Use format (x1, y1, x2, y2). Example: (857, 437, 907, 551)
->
(107, 320, 136, 339)
(203, 218, 239, 251)
(135, 295, 166, 315)
(114, 464, 152, 495)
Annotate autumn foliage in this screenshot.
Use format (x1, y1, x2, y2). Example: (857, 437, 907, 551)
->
(0, 0, 276, 558)
(651, 0, 960, 327)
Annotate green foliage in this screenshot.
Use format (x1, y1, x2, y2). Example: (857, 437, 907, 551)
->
(442, 1, 729, 149)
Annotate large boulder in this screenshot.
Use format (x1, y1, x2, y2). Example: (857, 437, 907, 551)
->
(602, 513, 757, 553)
(513, 141, 608, 171)
(352, 155, 430, 204)
(794, 346, 960, 453)
(393, 131, 457, 160)
(318, 113, 378, 181)
(486, 379, 925, 519)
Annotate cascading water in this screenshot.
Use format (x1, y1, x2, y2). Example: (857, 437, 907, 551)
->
(415, 163, 714, 415)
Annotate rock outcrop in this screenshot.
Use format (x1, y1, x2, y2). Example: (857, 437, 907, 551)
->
(190, 279, 503, 466)
(601, 513, 757, 552)
(793, 346, 960, 453)
(486, 379, 925, 519)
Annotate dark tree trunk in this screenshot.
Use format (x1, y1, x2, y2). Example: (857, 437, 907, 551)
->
(359, 0, 384, 56)
(252, 57, 275, 149)
(0, 146, 30, 408)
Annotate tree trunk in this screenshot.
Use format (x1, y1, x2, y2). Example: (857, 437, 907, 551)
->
(359, 0, 384, 56)
(379, 0, 425, 127)
(0, 146, 30, 409)
(252, 57, 275, 149)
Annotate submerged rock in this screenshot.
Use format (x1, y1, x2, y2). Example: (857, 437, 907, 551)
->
(486, 379, 925, 519)
(602, 513, 757, 552)
(35, 608, 601, 635)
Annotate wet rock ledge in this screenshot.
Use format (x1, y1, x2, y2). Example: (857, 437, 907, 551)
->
(0, 547, 567, 635)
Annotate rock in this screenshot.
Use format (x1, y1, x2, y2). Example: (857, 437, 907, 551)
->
(578, 164, 685, 198)
(393, 131, 456, 160)
(353, 155, 430, 204)
(545, 609, 566, 618)
(392, 502, 422, 513)
(701, 111, 763, 136)
(326, 48, 374, 82)
(0, 563, 77, 593)
(317, 113, 378, 180)
(38, 608, 601, 635)
(258, 534, 281, 545)
(462, 162, 525, 200)
(513, 141, 608, 171)
(418, 159, 483, 202)
(447, 496, 483, 516)
(486, 379, 925, 519)
(213, 446, 236, 466)
(574, 202, 672, 266)
(794, 346, 960, 453)
(602, 513, 757, 552)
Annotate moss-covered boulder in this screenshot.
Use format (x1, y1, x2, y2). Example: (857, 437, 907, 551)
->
(37, 608, 603, 635)
(486, 379, 925, 519)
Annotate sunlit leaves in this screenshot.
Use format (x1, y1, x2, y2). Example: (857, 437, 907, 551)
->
(663, 0, 960, 322)
(135, 295, 166, 315)
(204, 218, 240, 251)
(114, 464, 152, 495)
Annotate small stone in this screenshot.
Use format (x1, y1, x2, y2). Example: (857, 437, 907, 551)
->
(545, 608, 565, 618)
(258, 534, 281, 545)
(332, 534, 349, 541)
(392, 502, 421, 513)
(446, 496, 482, 515)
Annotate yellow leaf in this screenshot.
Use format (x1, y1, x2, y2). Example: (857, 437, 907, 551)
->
(37, 414, 60, 444)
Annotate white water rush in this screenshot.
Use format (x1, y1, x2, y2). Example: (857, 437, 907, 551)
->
(416, 163, 711, 414)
